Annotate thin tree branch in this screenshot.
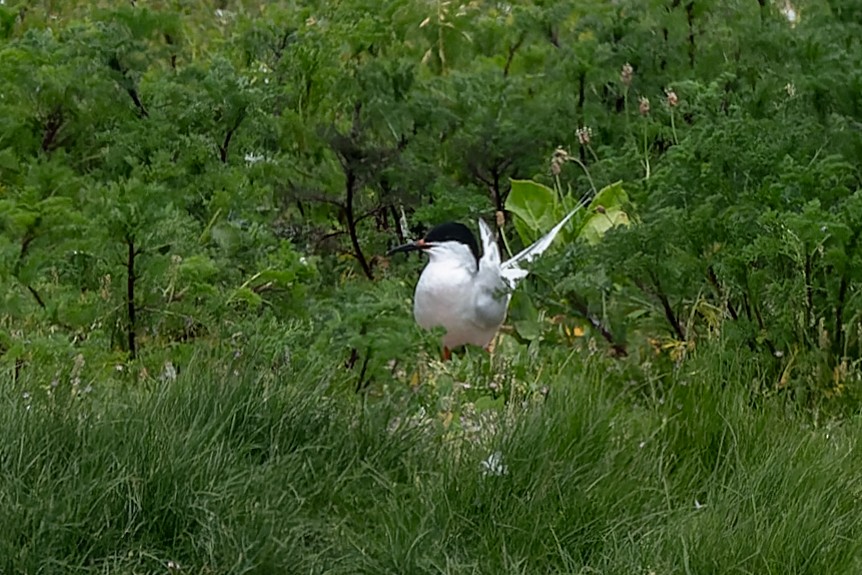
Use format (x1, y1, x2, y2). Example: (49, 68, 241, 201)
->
(706, 265, 738, 320)
(503, 32, 526, 78)
(344, 170, 374, 280)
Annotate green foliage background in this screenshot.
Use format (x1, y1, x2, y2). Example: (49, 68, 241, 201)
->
(3, 0, 862, 404)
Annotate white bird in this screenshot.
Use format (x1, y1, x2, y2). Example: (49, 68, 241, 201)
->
(388, 205, 583, 360)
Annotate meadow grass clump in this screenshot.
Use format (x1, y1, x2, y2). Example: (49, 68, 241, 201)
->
(2, 342, 861, 573)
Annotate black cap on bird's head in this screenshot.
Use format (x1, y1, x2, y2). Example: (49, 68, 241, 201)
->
(387, 221, 480, 264)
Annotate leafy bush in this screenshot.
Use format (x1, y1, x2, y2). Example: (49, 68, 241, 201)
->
(2, 0, 862, 412)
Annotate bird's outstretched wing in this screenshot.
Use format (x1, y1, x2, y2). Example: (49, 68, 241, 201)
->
(478, 217, 501, 268)
(499, 202, 584, 286)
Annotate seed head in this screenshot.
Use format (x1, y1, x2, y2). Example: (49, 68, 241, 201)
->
(495, 210, 505, 228)
(620, 63, 633, 87)
(638, 96, 650, 116)
(576, 126, 593, 146)
(665, 88, 678, 107)
(550, 146, 570, 176)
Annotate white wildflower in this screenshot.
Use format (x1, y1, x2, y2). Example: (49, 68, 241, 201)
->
(481, 451, 507, 477)
(781, 1, 798, 25)
(161, 361, 177, 382)
(550, 146, 570, 176)
(620, 63, 633, 87)
(639, 96, 650, 116)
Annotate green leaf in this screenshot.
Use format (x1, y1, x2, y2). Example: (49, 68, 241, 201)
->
(580, 181, 630, 244)
(256, 269, 297, 285)
(509, 290, 542, 341)
(590, 180, 628, 211)
(581, 208, 630, 245)
(505, 179, 558, 244)
(229, 287, 264, 308)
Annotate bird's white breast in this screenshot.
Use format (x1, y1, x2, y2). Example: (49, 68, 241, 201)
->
(413, 257, 508, 349)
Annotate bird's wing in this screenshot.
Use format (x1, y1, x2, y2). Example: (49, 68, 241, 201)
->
(478, 217, 501, 268)
(499, 202, 584, 286)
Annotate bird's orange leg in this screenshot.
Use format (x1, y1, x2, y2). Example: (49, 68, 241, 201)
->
(442, 346, 452, 362)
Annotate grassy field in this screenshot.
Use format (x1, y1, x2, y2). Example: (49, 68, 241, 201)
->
(3, 342, 861, 574)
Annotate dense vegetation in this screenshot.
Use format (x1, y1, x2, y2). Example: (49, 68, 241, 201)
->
(3, 0, 862, 572)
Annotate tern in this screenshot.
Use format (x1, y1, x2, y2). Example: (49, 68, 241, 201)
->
(388, 205, 582, 360)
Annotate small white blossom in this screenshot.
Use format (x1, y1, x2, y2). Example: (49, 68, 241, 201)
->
(639, 96, 650, 116)
(481, 451, 507, 477)
(620, 63, 633, 87)
(781, 2, 798, 25)
(161, 361, 177, 382)
(550, 146, 570, 176)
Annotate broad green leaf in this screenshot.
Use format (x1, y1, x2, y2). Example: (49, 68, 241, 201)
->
(256, 269, 297, 285)
(590, 181, 628, 211)
(505, 179, 558, 244)
(580, 181, 630, 244)
(581, 208, 630, 245)
(509, 289, 542, 341)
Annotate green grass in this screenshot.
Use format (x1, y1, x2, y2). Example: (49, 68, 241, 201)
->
(2, 344, 862, 574)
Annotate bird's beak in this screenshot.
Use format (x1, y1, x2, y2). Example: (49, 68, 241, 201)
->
(387, 238, 428, 256)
